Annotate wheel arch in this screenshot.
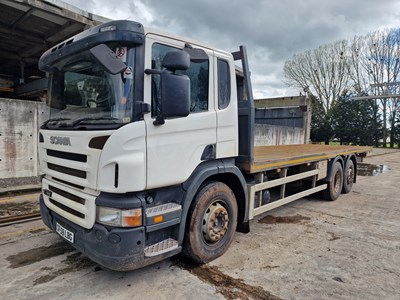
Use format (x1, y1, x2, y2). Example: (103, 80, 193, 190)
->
(325, 156, 344, 182)
(205, 172, 247, 226)
(178, 160, 248, 244)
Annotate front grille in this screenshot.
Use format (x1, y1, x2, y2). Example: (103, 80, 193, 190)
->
(42, 177, 97, 229)
(40, 131, 104, 228)
(49, 185, 85, 205)
(47, 149, 87, 162)
(48, 163, 86, 179)
(52, 177, 85, 190)
(49, 198, 85, 219)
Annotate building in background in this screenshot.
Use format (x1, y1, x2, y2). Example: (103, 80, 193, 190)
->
(0, 0, 109, 191)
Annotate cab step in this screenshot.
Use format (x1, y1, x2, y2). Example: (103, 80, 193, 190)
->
(144, 238, 178, 257)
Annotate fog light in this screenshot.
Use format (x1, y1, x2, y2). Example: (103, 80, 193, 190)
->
(96, 206, 142, 227)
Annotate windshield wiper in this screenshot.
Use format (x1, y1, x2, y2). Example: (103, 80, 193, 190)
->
(42, 118, 71, 128)
(70, 116, 120, 127)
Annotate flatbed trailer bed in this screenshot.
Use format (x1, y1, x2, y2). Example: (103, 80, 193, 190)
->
(242, 144, 372, 173)
(241, 144, 372, 220)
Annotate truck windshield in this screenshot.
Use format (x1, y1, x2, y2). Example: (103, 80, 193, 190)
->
(43, 48, 134, 129)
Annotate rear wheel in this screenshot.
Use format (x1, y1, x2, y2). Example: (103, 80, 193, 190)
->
(322, 162, 343, 201)
(342, 159, 355, 194)
(183, 181, 237, 263)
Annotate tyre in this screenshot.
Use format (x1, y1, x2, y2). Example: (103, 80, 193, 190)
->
(183, 181, 238, 263)
(322, 161, 343, 201)
(342, 159, 355, 194)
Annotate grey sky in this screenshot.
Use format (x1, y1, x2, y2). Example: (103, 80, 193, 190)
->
(63, 0, 400, 98)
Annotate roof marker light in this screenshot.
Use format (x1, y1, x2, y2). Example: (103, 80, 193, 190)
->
(100, 25, 117, 32)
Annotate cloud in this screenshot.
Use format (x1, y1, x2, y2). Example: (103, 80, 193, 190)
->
(63, 0, 400, 97)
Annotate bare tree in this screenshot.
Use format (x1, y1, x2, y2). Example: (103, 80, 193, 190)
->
(285, 28, 400, 147)
(284, 40, 351, 114)
(348, 35, 381, 146)
(348, 36, 370, 94)
(359, 28, 400, 147)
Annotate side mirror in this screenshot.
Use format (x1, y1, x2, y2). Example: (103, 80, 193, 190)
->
(90, 44, 126, 75)
(146, 50, 191, 125)
(160, 71, 190, 121)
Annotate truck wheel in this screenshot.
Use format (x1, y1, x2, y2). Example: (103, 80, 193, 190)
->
(184, 181, 238, 263)
(342, 159, 354, 194)
(322, 162, 343, 201)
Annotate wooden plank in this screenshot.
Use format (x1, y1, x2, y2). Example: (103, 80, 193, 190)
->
(239, 144, 372, 173)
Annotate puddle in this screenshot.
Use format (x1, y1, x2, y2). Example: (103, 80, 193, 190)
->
(6, 242, 75, 268)
(33, 252, 97, 286)
(172, 256, 282, 300)
(357, 163, 390, 176)
(258, 214, 310, 225)
(6, 241, 98, 284)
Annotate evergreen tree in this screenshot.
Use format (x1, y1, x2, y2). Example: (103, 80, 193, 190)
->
(390, 112, 400, 147)
(332, 96, 380, 146)
(309, 94, 334, 144)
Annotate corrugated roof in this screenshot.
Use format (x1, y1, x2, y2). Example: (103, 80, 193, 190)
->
(0, 0, 109, 97)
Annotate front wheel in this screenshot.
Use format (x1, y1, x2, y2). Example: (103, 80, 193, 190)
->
(183, 181, 238, 263)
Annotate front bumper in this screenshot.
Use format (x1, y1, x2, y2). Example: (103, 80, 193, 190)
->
(40, 195, 178, 271)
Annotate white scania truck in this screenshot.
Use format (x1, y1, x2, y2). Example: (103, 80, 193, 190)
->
(38, 20, 370, 271)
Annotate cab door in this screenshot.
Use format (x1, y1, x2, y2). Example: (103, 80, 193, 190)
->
(144, 34, 216, 189)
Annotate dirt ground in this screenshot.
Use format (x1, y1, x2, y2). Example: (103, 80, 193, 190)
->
(0, 149, 399, 300)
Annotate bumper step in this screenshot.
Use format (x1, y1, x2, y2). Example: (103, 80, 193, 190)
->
(144, 238, 178, 257)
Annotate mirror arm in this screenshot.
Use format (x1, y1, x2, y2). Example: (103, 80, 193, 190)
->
(145, 68, 165, 126)
(145, 69, 163, 75)
(153, 115, 165, 126)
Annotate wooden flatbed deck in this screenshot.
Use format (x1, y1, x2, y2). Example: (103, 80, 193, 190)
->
(241, 144, 371, 173)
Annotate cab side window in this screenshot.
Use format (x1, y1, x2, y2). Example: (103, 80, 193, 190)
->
(218, 59, 231, 109)
(151, 43, 209, 117)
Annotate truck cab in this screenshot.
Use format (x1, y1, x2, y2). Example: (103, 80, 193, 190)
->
(38, 20, 248, 270)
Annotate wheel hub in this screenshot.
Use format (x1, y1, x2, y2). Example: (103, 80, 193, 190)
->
(202, 202, 229, 243)
(346, 167, 354, 184)
(333, 171, 341, 193)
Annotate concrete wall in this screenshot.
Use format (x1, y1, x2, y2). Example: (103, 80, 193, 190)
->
(0, 98, 48, 189)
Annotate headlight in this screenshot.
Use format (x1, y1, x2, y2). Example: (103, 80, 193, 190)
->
(96, 206, 142, 227)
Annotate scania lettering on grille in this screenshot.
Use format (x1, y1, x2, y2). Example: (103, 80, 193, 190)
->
(50, 136, 71, 146)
